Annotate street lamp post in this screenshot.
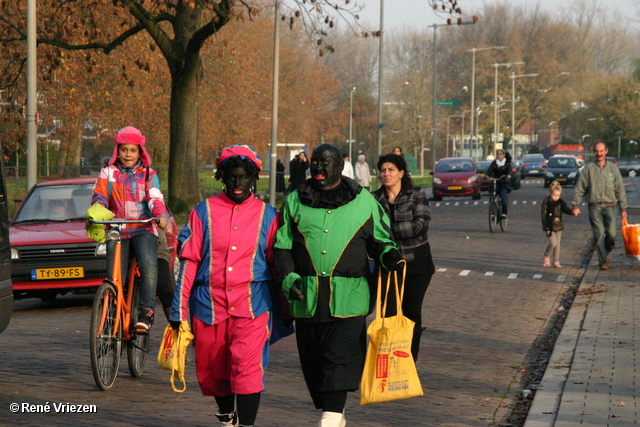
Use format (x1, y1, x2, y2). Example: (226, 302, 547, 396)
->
(376, 0, 384, 157)
(468, 46, 507, 161)
(617, 130, 624, 157)
(509, 71, 538, 158)
(492, 62, 525, 153)
(447, 114, 462, 157)
(429, 20, 477, 175)
(349, 86, 356, 163)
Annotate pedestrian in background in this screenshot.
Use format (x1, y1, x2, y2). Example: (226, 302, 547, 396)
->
(541, 181, 574, 268)
(276, 157, 286, 193)
(572, 141, 627, 270)
(354, 154, 371, 191)
(275, 143, 401, 427)
(392, 146, 404, 158)
(341, 153, 354, 179)
(371, 153, 434, 361)
(288, 152, 309, 194)
(170, 144, 279, 427)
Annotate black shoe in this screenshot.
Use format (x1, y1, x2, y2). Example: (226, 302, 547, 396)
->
(134, 307, 154, 333)
(215, 411, 238, 427)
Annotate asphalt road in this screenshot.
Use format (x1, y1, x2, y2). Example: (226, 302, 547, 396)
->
(0, 178, 599, 426)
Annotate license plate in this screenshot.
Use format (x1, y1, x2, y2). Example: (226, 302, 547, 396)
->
(31, 267, 84, 280)
(448, 186, 463, 190)
(529, 170, 538, 173)
(557, 178, 566, 182)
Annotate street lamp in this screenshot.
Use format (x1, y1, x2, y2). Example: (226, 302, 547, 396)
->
(468, 46, 507, 161)
(617, 130, 624, 157)
(430, 20, 477, 175)
(492, 62, 525, 153)
(376, 0, 384, 158)
(349, 86, 356, 163)
(510, 71, 538, 158)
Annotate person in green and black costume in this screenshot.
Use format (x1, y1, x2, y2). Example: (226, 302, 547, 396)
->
(274, 143, 402, 427)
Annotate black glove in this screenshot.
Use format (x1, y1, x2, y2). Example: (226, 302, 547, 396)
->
(289, 279, 304, 301)
(382, 249, 404, 271)
(169, 320, 181, 330)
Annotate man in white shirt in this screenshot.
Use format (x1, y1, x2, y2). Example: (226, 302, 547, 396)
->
(342, 153, 354, 179)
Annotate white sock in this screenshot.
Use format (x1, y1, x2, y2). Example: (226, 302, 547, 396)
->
(319, 411, 344, 427)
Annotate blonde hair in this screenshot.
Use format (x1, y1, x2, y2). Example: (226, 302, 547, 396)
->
(549, 181, 562, 194)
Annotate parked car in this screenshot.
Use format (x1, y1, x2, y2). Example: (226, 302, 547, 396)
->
(476, 160, 520, 191)
(9, 178, 178, 300)
(544, 155, 581, 187)
(0, 150, 12, 334)
(431, 157, 481, 201)
(616, 157, 640, 177)
(520, 154, 547, 178)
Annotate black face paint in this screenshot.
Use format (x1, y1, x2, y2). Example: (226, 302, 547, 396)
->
(223, 167, 256, 204)
(310, 144, 343, 191)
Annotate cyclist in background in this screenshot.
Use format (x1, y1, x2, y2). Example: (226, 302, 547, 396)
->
(486, 149, 513, 219)
(91, 126, 169, 333)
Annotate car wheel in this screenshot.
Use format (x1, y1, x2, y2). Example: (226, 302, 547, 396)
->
(433, 194, 442, 201)
(544, 181, 549, 188)
(629, 169, 637, 178)
(472, 192, 481, 200)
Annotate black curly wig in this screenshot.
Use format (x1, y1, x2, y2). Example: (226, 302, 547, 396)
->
(215, 156, 260, 182)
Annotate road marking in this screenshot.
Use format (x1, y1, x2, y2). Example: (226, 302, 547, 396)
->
(532, 201, 537, 205)
(485, 271, 494, 276)
(533, 274, 543, 279)
(460, 270, 471, 276)
(437, 268, 447, 272)
(508, 273, 518, 279)
(455, 202, 459, 206)
(522, 200, 527, 204)
(556, 275, 566, 282)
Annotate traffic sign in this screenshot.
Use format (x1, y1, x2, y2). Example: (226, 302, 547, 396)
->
(436, 101, 460, 106)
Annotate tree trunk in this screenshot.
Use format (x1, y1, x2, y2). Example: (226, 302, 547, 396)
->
(168, 60, 202, 213)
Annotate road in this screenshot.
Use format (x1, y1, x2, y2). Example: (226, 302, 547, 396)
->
(0, 178, 598, 426)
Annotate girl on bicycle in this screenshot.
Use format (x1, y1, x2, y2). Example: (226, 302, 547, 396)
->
(486, 149, 513, 219)
(541, 181, 574, 268)
(171, 144, 280, 427)
(91, 126, 168, 332)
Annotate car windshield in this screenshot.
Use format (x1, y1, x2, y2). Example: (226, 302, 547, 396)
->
(436, 159, 475, 173)
(13, 183, 95, 223)
(548, 157, 576, 168)
(475, 161, 490, 173)
(523, 155, 544, 163)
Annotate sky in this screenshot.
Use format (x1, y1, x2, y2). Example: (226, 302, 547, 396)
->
(356, 0, 639, 31)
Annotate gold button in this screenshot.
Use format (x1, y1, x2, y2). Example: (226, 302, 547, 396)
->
(235, 206, 240, 211)
(230, 307, 235, 311)
(233, 225, 238, 229)
(231, 246, 237, 251)
(228, 287, 233, 292)
(228, 267, 233, 272)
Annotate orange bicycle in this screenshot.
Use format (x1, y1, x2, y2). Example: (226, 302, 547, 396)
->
(88, 218, 157, 391)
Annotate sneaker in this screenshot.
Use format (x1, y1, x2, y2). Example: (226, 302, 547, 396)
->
(501, 214, 507, 220)
(215, 412, 238, 427)
(134, 307, 154, 333)
(553, 262, 562, 268)
(543, 257, 551, 267)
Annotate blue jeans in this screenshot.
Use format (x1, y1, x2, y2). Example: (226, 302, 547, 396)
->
(490, 185, 509, 214)
(588, 204, 617, 266)
(106, 232, 158, 311)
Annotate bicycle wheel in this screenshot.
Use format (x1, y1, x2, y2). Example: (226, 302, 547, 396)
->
(488, 198, 498, 232)
(500, 210, 508, 232)
(90, 281, 122, 391)
(127, 279, 149, 378)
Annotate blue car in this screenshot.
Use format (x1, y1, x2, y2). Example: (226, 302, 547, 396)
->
(520, 154, 547, 178)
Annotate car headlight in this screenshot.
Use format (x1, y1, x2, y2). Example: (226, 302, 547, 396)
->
(95, 243, 107, 257)
(468, 175, 477, 183)
(568, 172, 577, 178)
(433, 177, 442, 184)
(10, 248, 19, 260)
(546, 172, 554, 177)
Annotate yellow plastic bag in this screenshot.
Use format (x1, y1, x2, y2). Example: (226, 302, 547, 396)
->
(622, 218, 640, 260)
(360, 261, 424, 405)
(157, 321, 194, 392)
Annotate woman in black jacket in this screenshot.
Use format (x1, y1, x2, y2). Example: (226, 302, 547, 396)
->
(486, 149, 513, 218)
(288, 152, 309, 193)
(371, 153, 435, 361)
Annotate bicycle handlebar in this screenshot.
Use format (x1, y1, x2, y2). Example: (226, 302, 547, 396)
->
(88, 217, 159, 225)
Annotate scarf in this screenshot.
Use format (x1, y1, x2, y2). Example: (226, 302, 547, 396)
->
(496, 158, 506, 167)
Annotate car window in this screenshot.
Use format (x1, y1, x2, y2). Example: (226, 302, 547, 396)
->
(523, 155, 544, 162)
(475, 161, 490, 172)
(14, 183, 95, 222)
(548, 157, 576, 168)
(436, 159, 475, 173)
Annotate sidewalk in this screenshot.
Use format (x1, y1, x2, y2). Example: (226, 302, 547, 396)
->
(524, 181, 640, 427)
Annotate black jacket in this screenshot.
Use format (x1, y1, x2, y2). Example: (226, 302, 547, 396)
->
(541, 196, 572, 232)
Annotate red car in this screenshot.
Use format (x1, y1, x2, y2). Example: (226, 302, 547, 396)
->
(431, 157, 481, 201)
(10, 178, 178, 300)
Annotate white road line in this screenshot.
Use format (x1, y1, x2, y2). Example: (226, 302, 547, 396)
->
(485, 271, 494, 276)
(556, 275, 566, 282)
(460, 270, 471, 276)
(533, 274, 542, 279)
(437, 268, 447, 272)
(508, 273, 518, 279)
